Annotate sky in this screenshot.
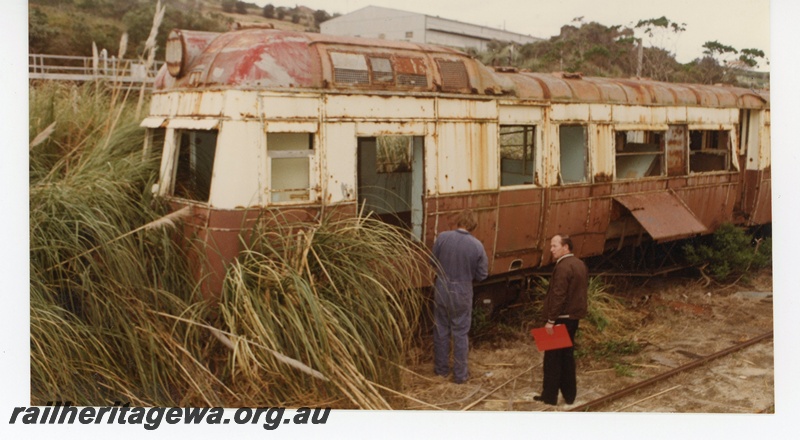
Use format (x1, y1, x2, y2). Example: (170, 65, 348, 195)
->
(255, 0, 771, 69)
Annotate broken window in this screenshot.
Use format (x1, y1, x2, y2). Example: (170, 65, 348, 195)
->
(174, 129, 217, 202)
(689, 130, 731, 172)
(614, 130, 665, 180)
(559, 125, 588, 184)
(376, 136, 413, 173)
(268, 133, 313, 203)
(500, 125, 536, 186)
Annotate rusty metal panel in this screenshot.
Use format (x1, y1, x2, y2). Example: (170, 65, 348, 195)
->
(583, 197, 612, 255)
(551, 103, 590, 121)
(676, 180, 737, 230)
(589, 104, 612, 122)
(665, 106, 687, 123)
(612, 179, 667, 195)
(260, 94, 319, 120)
(687, 107, 737, 125)
(175, 91, 225, 116)
(494, 188, 544, 255)
(436, 122, 497, 193)
(666, 124, 687, 176)
(355, 121, 426, 136)
(148, 94, 172, 116)
(266, 121, 318, 133)
(592, 124, 614, 181)
(750, 172, 771, 225)
(437, 99, 497, 120)
(208, 121, 267, 209)
(498, 105, 544, 124)
(613, 106, 651, 124)
(222, 90, 258, 119)
(324, 95, 435, 119)
(323, 122, 357, 204)
(613, 191, 707, 241)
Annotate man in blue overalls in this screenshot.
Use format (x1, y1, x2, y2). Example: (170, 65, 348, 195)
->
(431, 210, 489, 384)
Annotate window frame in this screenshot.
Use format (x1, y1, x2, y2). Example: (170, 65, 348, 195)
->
(267, 132, 317, 204)
(688, 128, 734, 174)
(613, 128, 667, 180)
(499, 124, 537, 187)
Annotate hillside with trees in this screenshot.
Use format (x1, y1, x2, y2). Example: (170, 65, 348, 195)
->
(28, 1, 767, 88)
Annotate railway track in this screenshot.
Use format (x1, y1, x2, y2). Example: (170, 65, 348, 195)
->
(568, 330, 774, 412)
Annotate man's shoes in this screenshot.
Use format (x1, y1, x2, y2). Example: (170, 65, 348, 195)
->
(454, 376, 468, 384)
(533, 395, 556, 405)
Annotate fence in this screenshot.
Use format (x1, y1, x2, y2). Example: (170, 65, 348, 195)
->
(29, 53, 164, 85)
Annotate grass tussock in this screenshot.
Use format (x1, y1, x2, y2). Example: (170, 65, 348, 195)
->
(30, 80, 428, 407)
(217, 213, 426, 408)
(30, 80, 216, 406)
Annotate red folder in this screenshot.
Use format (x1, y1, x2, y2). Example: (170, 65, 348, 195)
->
(530, 325, 573, 352)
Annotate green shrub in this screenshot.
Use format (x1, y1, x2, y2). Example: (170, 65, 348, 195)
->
(682, 223, 772, 282)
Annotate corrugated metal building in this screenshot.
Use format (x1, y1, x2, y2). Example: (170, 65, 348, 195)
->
(320, 5, 541, 51)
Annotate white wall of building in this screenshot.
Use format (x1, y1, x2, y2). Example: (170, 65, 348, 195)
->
(321, 6, 540, 50)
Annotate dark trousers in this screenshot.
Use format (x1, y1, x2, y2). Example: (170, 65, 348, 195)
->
(541, 318, 579, 405)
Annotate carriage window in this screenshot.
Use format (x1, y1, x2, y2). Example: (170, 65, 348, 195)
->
(689, 130, 731, 172)
(615, 130, 665, 179)
(174, 129, 217, 202)
(331, 52, 369, 85)
(559, 125, 588, 184)
(376, 136, 413, 173)
(500, 125, 536, 186)
(395, 57, 428, 87)
(369, 57, 394, 83)
(268, 133, 313, 203)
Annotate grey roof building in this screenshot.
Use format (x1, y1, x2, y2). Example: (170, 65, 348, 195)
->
(320, 5, 541, 51)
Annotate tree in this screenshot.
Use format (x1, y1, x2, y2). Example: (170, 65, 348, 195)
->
(702, 40, 766, 82)
(221, 0, 235, 13)
(313, 9, 331, 26)
(739, 48, 767, 69)
(235, 1, 247, 15)
(263, 4, 275, 19)
(634, 16, 686, 81)
(29, 7, 58, 53)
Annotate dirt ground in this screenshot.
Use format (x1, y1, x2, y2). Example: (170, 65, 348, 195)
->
(398, 269, 774, 413)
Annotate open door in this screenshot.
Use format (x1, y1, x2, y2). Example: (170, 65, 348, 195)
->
(357, 135, 424, 240)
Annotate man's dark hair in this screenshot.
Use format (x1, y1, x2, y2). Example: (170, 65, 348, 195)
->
(556, 234, 573, 251)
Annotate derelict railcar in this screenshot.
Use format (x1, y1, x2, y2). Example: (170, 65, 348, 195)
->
(141, 27, 771, 298)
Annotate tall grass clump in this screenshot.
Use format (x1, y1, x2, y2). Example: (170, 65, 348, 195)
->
(29, 80, 226, 406)
(217, 212, 427, 408)
(30, 81, 429, 407)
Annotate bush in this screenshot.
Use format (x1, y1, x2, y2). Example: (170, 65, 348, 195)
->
(682, 223, 772, 282)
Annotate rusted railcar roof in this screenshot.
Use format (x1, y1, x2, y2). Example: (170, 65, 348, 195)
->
(155, 28, 769, 109)
(502, 72, 769, 109)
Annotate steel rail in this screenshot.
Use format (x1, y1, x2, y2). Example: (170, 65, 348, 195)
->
(569, 330, 774, 412)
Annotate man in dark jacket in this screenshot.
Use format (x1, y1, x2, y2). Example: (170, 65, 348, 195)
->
(431, 210, 489, 384)
(535, 234, 588, 405)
